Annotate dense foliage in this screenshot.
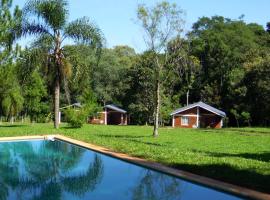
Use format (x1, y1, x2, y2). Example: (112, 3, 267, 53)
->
(0, 1, 270, 127)
(65, 108, 87, 128)
(0, 0, 22, 123)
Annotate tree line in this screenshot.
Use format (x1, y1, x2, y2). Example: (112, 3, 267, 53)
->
(0, 0, 269, 130)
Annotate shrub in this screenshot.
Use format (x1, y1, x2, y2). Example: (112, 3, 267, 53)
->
(65, 108, 87, 128)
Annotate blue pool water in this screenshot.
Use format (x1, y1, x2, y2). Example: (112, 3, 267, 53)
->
(0, 139, 245, 200)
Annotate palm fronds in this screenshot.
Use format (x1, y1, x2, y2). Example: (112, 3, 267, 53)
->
(21, 21, 52, 37)
(23, 0, 68, 30)
(64, 17, 104, 49)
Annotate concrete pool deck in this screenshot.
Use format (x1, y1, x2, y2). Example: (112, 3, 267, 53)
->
(0, 135, 269, 200)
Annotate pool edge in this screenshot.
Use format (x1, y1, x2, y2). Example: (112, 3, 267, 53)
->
(54, 135, 270, 200)
(0, 135, 47, 141)
(1, 134, 269, 200)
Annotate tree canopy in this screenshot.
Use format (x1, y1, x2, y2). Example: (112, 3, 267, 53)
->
(0, 1, 269, 128)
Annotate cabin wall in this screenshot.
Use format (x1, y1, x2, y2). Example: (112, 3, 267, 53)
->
(172, 107, 223, 128)
(173, 115, 197, 128)
(89, 112, 106, 124)
(89, 108, 128, 125)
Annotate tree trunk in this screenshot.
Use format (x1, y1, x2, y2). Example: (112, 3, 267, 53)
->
(153, 79, 160, 137)
(235, 117, 239, 128)
(54, 30, 62, 129)
(186, 89, 189, 106)
(153, 54, 162, 137)
(54, 77, 60, 129)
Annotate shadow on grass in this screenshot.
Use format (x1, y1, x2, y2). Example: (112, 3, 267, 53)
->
(61, 127, 81, 130)
(201, 129, 270, 136)
(0, 124, 28, 128)
(192, 149, 270, 162)
(124, 138, 165, 147)
(96, 134, 165, 147)
(96, 134, 149, 139)
(172, 163, 270, 193)
(226, 128, 270, 134)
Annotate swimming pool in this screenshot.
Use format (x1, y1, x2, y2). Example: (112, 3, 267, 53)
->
(0, 138, 245, 200)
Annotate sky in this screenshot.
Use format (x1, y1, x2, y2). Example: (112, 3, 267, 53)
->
(12, 0, 270, 52)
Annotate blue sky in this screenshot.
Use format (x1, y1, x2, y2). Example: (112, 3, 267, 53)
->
(13, 0, 269, 52)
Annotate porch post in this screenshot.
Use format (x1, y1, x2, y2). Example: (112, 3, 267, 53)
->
(172, 116, 175, 127)
(124, 114, 127, 125)
(104, 108, 107, 125)
(59, 111, 61, 124)
(121, 113, 123, 125)
(221, 118, 223, 128)
(196, 107, 200, 128)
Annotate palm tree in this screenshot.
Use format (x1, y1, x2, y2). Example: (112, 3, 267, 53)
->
(18, 0, 103, 128)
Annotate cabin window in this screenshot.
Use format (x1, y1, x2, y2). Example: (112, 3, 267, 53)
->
(181, 116, 189, 125)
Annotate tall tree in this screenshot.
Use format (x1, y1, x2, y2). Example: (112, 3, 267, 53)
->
(127, 51, 155, 125)
(22, 70, 48, 122)
(16, 48, 50, 122)
(64, 45, 97, 103)
(0, 0, 21, 52)
(92, 46, 135, 106)
(17, 0, 103, 128)
(0, 0, 23, 122)
(244, 56, 270, 126)
(189, 16, 269, 126)
(167, 37, 200, 106)
(136, 1, 184, 136)
(0, 65, 24, 122)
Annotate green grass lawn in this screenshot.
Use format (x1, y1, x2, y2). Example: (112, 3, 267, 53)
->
(0, 123, 269, 193)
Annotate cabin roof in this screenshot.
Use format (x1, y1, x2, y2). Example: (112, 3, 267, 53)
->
(170, 101, 226, 117)
(60, 102, 82, 110)
(105, 104, 127, 113)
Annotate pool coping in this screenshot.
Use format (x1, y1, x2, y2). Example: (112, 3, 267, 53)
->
(0, 135, 269, 200)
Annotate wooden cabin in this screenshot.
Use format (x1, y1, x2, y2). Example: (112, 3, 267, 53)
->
(171, 102, 226, 128)
(89, 104, 128, 125)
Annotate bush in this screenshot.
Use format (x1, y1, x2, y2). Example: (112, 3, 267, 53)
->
(34, 114, 48, 123)
(65, 108, 87, 128)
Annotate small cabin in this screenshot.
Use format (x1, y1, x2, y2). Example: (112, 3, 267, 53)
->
(171, 102, 226, 128)
(89, 104, 128, 125)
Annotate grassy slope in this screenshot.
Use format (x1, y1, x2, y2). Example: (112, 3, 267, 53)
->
(0, 123, 269, 193)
